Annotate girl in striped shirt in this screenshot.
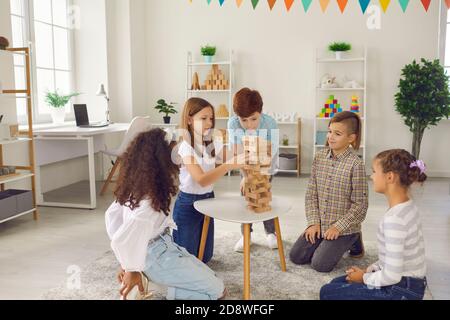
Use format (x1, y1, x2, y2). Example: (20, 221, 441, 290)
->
(320, 149, 428, 300)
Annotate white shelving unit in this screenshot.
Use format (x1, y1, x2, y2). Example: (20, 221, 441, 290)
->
(313, 47, 368, 162)
(186, 50, 234, 128)
(275, 118, 302, 177)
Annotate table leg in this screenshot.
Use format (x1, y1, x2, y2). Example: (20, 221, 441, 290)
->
(274, 217, 287, 272)
(87, 136, 96, 209)
(198, 216, 210, 261)
(243, 223, 251, 300)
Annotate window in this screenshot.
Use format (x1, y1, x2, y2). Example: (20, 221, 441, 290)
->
(9, 0, 74, 124)
(444, 9, 450, 76)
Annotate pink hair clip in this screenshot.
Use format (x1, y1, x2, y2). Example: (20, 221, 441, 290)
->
(410, 160, 426, 174)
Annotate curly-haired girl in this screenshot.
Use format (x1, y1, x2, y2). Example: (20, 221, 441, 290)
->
(105, 128, 226, 300)
(320, 149, 428, 300)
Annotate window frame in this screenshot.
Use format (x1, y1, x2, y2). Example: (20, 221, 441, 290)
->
(10, 0, 76, 124)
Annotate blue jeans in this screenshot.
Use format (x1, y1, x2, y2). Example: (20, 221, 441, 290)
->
(173, 191, 215, 263)
(320, 275, 427, 300)
(143, 233, 224, 300)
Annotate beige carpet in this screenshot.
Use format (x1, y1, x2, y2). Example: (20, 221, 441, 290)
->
(43, 232, 432, 300)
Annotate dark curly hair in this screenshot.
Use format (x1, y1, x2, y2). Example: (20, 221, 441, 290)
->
(375, 149, 427, 188)
(114, 128, 179, 215)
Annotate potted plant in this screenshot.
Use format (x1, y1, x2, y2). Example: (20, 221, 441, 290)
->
(328, 42, 352, 60)
(0, 36, 10, 50)
(155, 99, 177, 124)
(201, 45, 216, 63)
(395, 58, 450, 159)
(45, 90, 80, 125)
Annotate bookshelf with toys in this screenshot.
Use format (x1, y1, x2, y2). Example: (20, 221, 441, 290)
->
(313, 46, 367, 162)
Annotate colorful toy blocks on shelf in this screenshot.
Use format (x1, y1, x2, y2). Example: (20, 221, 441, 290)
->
(242, 136, 272, 214)
(318, 95, 342, 118)
(350, 96, 360, 114)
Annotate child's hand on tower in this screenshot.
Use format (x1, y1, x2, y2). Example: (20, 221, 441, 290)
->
(305, 224, 321, 244)
(324, 226, 340, 241)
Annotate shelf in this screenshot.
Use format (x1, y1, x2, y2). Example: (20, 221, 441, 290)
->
(316, 117, 365, 120)
(317, 58, 365, 63)
(276, 169, 298, 173)
(279, 145, 299, 149)
(187, 90, 231, 93)
(0, 137, 32, 146)
(0, 171, 34, 184)
(0, 208, 36, 224)
(188, 61, 231, 66)
(0, 48, 28, 56)
(216, 117, 230, 120)
(277, 121, 298, 125)
(152, 123, 178, 127)
(317, 88, 365, 91)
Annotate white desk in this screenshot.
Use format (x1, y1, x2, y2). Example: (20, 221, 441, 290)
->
(33, 123, 129, 209)
(194, 195, 292, 300)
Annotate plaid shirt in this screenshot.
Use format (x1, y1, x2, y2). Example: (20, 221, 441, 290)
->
(305, 148, 368, 236)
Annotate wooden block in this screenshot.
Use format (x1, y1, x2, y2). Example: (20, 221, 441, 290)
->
(253, 206, 272, 213)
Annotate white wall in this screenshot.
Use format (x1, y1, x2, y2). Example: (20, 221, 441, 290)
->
(143, 0, 450, 177)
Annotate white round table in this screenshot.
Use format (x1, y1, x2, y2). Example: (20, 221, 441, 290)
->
(194, 195, 293, 300)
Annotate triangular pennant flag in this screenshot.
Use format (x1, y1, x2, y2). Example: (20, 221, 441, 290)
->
(398, 0, 409, 12)
(379, 0, 391, 12)
(285, 0, 294, 11)
(251, 0, 260, 9)
(319, 0, 330, 12)
(207, 0, 212, 4)
(301, 0, 313, 12)
(337, 0, 348, 13)
(446, 0, 450, 9)
(219, 0, 225, 6)
(236, 0, 243, 7)
(268, 0, 277, 10)
(421, 0, 431, 12)
(359, 0, 370, 13)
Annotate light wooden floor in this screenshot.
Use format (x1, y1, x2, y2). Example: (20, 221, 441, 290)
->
(0, 176, 449, 300)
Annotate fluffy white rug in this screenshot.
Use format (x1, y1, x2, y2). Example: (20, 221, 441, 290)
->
(43, 232, 432, 300)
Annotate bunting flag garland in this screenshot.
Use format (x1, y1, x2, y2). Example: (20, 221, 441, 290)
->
(446, 0, 450, 9)
(319, 0, 330, 12)
(284, 0, 294, 11)
(359, 0, 370, 14)
(268, 0, 277, 10)
(379, 0, 391, 12)
(191, 0, 433, 13)
(420, 0, 431, 12)
(337, 0, 348, 13)
(398, 0, 409, 12)
(301, 0, 312, 12)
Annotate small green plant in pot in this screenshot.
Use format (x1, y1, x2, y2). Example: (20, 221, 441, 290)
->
(155, 99, 177, 124)
(395, 58, 450, 159)
(45, 90, 80, 124)
(328, 42, 352, 60)
(201, 45, 216, 63)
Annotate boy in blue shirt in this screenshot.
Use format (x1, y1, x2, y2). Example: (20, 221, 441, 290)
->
(228, 88, 279, 252)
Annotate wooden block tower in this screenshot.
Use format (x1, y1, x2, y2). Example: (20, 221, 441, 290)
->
(242, 136, 272, 214)
(350, 95, 360, 114)
(201, 64, 230, 90)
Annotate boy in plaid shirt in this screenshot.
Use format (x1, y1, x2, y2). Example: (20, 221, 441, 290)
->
(289, 112, 368, 272)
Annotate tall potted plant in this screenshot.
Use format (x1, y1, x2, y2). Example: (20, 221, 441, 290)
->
(328, 42, 351, 60)
(45, 91, 80, 124)
(155, 99, 177, 124)
(201, 45, 216, 63)
(395, 58, 450, 159)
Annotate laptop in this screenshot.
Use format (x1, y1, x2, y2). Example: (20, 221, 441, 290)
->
(74, 104, 109, 128)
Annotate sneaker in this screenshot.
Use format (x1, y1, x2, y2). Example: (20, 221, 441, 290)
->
(234, 235, 252, 253)
(349, 232, 365, 258)
(266, 233, 278, 250)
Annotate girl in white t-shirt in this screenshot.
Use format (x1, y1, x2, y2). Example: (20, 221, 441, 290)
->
(106, 129, 225, 300)
(173, 97, 244, 263)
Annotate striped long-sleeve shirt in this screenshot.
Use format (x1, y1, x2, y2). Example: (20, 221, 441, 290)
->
(363, 200, 427, 288)
(305, 148, 369, 236)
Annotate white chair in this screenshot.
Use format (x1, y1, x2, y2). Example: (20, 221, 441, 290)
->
(100, 116, 152, 196)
